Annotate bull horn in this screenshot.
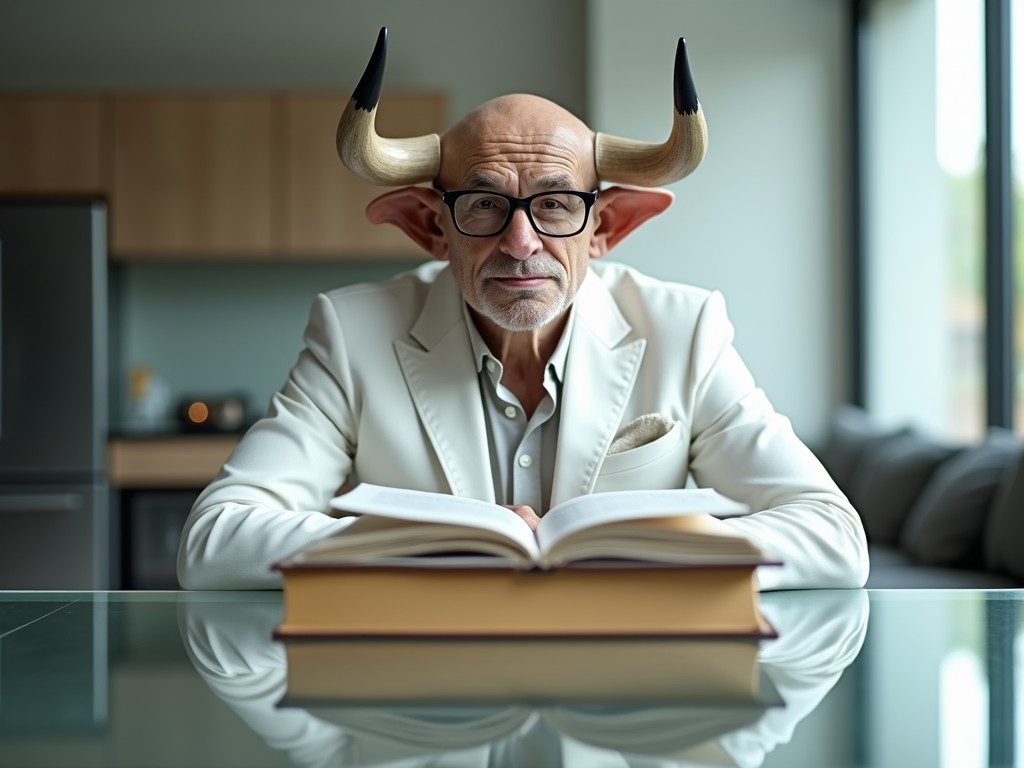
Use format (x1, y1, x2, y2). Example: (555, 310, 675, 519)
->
(594, 38, 708, 186)
(336, 27, 440, 185)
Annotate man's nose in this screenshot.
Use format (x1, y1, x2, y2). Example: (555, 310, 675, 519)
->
(499, 208, 543, 260)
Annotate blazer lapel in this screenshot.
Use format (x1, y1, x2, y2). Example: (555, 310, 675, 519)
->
(394, 268, 495, 502)
(551, 271, 645, 506)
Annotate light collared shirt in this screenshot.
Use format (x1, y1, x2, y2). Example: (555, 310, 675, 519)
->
(463, 303, 574, 514)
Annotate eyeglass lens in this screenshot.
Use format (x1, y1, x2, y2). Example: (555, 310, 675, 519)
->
(453, 192, 589, 237)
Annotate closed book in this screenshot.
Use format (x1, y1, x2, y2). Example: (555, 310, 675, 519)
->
(273, 484, 779, 637)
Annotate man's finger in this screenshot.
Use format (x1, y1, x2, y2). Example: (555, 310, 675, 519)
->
(504, 504, 541, 531)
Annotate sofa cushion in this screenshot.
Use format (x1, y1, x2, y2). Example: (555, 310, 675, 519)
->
(850, 429, 959, 545)
(867, 543, 1017, 588)
(984, 447, 1024, 581)
(866, 543, 915, 569)
(818, 404, 908, 492)
(899, 428, 1020, 568)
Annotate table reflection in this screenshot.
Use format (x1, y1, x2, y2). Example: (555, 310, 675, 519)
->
(178, 590, 869, 768)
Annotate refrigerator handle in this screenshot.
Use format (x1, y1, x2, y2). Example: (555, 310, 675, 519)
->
(0, 493, 84, 513)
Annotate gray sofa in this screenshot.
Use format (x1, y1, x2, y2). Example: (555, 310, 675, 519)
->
(817, 405, 1024, 588)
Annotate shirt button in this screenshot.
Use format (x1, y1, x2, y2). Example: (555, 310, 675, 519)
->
(485, 360, 497, 374)
(504, 406, 518, 419)
(518, 454, 533, 468)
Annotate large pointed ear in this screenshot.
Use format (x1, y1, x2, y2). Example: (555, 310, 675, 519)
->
(589, 186, 674, 259)
(366, 187, 449, 260)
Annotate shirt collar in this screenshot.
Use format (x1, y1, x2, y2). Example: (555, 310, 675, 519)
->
(463, 302, 575, 385)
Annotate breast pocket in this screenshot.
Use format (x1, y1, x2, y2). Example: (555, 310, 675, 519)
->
(594, 421, 689, 493)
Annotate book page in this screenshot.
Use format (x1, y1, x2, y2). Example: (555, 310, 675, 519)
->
(535, 489, 748, 557)
(295, 516, 536, 564)
(329, 484, 541, 560)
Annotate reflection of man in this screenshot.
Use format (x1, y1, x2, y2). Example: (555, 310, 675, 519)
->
(177, 28, 867, 591)
(177, 590, 870, 768)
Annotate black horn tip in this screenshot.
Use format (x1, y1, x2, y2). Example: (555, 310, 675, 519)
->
(352, 26, 388, 112)
(673, 37, 699, 116)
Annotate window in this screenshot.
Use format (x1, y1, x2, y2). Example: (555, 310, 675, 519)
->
(858, 0, 1018, 438)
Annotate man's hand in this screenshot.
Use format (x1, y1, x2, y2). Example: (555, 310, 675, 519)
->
(503, 504, 541, 531)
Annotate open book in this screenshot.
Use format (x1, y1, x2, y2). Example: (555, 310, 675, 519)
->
(273, 485, 777, 637)
(297, 483, 765, 569)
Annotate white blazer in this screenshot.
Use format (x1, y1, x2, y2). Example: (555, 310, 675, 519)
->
(177, 261, 868, 590)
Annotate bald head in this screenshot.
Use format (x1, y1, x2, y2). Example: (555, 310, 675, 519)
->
(437, 94, 598, 193)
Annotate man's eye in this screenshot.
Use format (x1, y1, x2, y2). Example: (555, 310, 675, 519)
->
(469, 196, 505, 211)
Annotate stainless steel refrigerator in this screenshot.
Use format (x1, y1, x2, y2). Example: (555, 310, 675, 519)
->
(0, 200, 111, 589)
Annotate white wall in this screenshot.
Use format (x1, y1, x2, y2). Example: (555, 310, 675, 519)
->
(589, 0, 852, 442)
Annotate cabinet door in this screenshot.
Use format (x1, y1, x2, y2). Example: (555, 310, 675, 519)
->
(283, 92, 446, 258)
(0, 96, 105, 193)
(110, 96, 275, 257)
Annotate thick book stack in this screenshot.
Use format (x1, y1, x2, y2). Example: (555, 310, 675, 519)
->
(272, 484, 778, 639)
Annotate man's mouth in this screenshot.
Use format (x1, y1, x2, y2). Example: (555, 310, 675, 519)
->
(492, 276, 550, 290)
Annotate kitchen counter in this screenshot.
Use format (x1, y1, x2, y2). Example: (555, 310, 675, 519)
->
(107, 431, 244, 589)
(107, 433, 240, 488)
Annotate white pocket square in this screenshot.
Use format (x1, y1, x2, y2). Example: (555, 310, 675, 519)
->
(608, 414, 677, 455)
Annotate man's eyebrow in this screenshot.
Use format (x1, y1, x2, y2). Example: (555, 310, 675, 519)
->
(535, 174, 578, 190)
(463, 175, 501, 190)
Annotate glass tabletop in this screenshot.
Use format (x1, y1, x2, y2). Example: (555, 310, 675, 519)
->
(0, 589, 1020, 768)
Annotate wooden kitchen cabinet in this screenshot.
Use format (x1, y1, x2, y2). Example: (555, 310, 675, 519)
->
(3, 90, 446, 260)
(282, 91, 446, 258)
(109, 95, 276, 257)
(0, 96, 106, 194)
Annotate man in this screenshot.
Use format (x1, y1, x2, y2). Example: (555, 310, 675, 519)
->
(177, 29, 868, 590)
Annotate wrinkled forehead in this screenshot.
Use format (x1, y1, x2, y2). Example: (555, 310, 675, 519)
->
(438, 96, 598, 191)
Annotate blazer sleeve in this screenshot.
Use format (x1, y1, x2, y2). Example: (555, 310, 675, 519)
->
(177, 294, 360, 590)
(685, 292, 869, 590)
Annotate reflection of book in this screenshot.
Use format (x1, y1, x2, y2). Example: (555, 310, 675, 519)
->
(274, 484, 778, 637)
(278, 636, 771, 707)
(281, 647, 783, 767)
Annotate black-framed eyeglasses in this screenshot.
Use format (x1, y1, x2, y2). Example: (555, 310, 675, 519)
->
(439, 189, 599, 238)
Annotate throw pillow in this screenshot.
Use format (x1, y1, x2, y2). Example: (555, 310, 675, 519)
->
(984, 445, 1024, 581)
(900, 428, 1021, 568)
(850, 429, 959, 545)
(818, 404, 902, 493)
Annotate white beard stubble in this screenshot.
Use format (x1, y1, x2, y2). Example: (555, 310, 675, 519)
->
(475, 255, 570, 332)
